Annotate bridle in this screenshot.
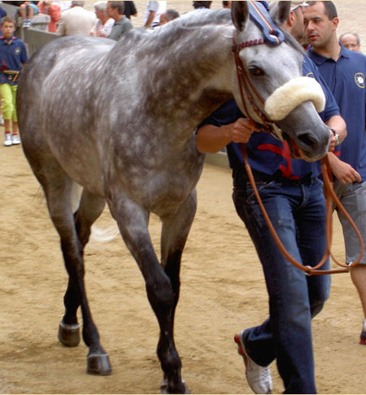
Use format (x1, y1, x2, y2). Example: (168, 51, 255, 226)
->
(232, 2, 365, 276)
(232, 2, 285, 139)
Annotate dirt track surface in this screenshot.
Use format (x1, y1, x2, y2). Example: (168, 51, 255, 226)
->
(1, 143, 366, 394)
(2, 1, 366, 392)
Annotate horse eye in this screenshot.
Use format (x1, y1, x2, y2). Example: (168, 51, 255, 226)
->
(248, 67, 264, 77)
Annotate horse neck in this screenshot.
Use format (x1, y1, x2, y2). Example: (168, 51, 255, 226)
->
(114, 22, 235, 133)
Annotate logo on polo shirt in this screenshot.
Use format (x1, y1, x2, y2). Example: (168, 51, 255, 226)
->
(355, 72, 365, 89)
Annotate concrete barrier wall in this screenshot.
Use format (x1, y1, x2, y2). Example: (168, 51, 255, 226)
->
(1, 3, 59, 57)
(23, 28, 59, 57)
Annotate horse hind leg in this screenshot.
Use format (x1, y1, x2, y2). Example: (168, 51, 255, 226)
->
(33, 162, 110, 375)
(58, 188, 112, 375)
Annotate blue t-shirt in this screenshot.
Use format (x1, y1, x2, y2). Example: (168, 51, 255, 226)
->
(308, 46, 366, 181)
(200, 56, 339, 180)
(0, 35, 28, 85)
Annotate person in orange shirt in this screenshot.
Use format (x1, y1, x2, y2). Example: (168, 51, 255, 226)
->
(37, 0, 61, 32)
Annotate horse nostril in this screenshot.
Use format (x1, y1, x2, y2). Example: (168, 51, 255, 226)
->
(298, 133, 317, 149)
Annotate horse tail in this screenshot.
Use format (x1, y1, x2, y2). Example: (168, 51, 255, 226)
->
(71, 182, 119, 243)
(71, 182, 82, 213)
(91, 224, 119, 243)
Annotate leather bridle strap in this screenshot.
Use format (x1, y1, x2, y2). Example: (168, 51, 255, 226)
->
(231, 1, 285, 138)
(232, 37, 279, 137)
(241, 144, 364, 276)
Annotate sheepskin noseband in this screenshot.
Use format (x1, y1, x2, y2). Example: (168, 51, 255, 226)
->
(264, 76, 325, 121)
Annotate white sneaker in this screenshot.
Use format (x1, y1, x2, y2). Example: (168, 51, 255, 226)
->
(234, 332, 273, 394)
(4, 133, 12, 146)
(11, 134, 21, 145)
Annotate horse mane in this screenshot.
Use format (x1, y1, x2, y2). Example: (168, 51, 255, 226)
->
(169, 8, 232, 28)
(112, 9, 234, 53)
(113, 8, 304, 60)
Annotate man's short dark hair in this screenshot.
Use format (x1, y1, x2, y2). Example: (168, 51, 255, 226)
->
(109, 1, 124, 15)
(192, 1, 212, 9)
(306, 1, 338, 20)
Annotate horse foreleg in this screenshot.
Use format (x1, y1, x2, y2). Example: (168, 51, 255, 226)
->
(158, 192, 197, 394)
(110, 197, 188, 394)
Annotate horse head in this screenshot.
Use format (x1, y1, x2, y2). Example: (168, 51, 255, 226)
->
(231, 1, 330, 162)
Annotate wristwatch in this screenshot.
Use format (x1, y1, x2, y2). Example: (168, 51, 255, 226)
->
(330, 128, 340, 146)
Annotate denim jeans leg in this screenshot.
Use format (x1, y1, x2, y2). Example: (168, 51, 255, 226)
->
(233, 180, 330, 394)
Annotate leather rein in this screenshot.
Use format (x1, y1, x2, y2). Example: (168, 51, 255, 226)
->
(241, 145, 364, 276)
(232, 3, 364, 276)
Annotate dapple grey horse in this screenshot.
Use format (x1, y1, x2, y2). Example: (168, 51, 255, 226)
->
(17, 2, 331, 393)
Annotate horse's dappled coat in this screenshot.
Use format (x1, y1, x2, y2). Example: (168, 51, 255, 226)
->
(17, 3, 332, 393)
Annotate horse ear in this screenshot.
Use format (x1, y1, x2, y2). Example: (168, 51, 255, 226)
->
(231, 1, 249, 32)
(269, 1, 291, 26)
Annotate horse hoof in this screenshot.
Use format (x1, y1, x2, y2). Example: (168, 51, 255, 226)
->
(160, 378, 190, 394)
(58, 321, 81, 347)
(87, 352, 112, 376)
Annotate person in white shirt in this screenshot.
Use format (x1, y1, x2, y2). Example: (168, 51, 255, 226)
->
(144, 1, 166, 28)
(90, 0, 114, 37)
(57, 0, 96, 36)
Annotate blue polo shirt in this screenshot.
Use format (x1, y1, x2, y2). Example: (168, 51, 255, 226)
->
(308, 46, 366, 181)
(200, 56, 339, 181)
(0, 35, 28, 86)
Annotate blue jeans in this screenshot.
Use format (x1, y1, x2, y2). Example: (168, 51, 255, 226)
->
(233, 177, 331, 394)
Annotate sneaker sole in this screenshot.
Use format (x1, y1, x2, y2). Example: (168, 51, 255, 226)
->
(234, 332, 272, 394)
(234, 332, 249, 366)
(234, 332, 257, 394)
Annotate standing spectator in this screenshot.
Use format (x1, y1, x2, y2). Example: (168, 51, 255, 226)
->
(159, 8, 179, 25)
(53, 1, 71, 10)
(192, 1, 212, 9)
(0, 16, 28, 146)
(0, 5, 6, 126)
(123, 1, 136, 19)
(57, 1, 96, 36)
(305, 1, 366, 347)
(144, 1, 167, 29)
(37, 0, 61, 32)
(90, 1, 114, 38)
(339, 32, 361, 52)
(19, 1, 39, 28)
(106, 1, 132, 41)
(197, 2, 346, 393)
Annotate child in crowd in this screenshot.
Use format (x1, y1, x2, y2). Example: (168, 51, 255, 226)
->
(0, 16, 28, 146)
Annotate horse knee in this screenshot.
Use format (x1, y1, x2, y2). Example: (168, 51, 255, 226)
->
(146, 276, 175, 310)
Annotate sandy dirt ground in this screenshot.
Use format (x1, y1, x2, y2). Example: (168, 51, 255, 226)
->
(2, 1, 366, 394)
(1, 141, 366, 394)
